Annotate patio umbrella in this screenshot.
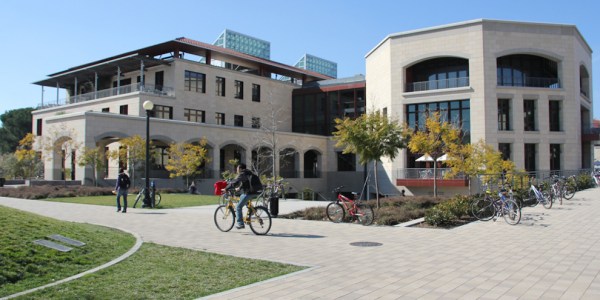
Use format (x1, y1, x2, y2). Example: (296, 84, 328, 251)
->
(415, 154, 434, 162)
(437, 154, 448, 161)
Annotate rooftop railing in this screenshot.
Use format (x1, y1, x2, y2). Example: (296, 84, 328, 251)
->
(37, 83, 174, 109)
(405, 77, 469, 92)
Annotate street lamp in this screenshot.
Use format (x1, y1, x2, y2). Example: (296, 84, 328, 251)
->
(143, 100, 154, 208)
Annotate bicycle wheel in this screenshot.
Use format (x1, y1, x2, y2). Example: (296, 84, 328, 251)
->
(502, 199, 521, 225)
(471, 197, 494, 221)
(154, 193, 162, 206)
(541, 191, 553, 209)
(214, 205, 235, 232)
(563, 185, 575, 200)
(133, 192, 143, 208)
(356, 203, 374, 226)
(248, 206, 272, 235)
(326, 202, 345, 223)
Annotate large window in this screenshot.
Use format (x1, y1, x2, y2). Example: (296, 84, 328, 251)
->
(405, 57, 469, 92)
(497, 54, 559, 88)
(216, 77, 225, 97)
(215, 112, 225, 125)
(251, 117, 261, 129)
(524, 99, 536, 131)
(550, 144, 561, 171)
(498, 99, 511, 131)
(499, 143, 511, 161)
(337, 152, 356, 171)
(119, 105, 128, 115)
(153, 105, 172, 119)
(184, 70, 205, 93)
(252, 84, 261, 102)
(36, 119, 42, 136)
(234, 115, 243, 127)
(549, 100, 561, 132)
(234, 80, 244, 99)
(524, 143, 537, 172)
(406, 99, 470, 142)
(184, 108, 205, 123)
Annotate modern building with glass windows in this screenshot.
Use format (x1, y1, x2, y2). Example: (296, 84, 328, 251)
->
(366, 19, 594, 195)
(295, 54, 338, 78)
(213, 29, 270, 59)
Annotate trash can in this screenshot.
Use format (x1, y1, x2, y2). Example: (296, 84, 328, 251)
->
(269, 196, 279, 217)
(0, 178, 5, 187)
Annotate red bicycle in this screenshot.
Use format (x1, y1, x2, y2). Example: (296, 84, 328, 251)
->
(326, 186, 374, 226)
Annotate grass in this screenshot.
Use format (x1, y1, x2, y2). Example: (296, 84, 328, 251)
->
(0, 206, 136, 297)
(43, 193, 221, 209)
(1, 205, 304, 299)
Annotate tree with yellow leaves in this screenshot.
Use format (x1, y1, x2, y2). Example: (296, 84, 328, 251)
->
(15, 133, 42, 179)
(78, 146, 106, 186)
(107, 135, 148, 187)
(407, 111, 462, 198)
(333, 110, 409, 208)
(165, 139, 210, 186)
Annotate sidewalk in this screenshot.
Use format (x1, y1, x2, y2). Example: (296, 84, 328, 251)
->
(2, 190, 600, 299)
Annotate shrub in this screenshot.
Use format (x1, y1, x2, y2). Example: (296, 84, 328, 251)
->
(424, 194, 474, 227)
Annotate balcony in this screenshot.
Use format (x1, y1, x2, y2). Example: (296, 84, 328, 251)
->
(395, 168, 468, 187)
(405, 77, 469, 92)
(38, 83, 174, 109)
(497, 77, 561, 89)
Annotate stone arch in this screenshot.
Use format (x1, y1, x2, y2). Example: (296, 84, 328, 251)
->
(404, 56, 470, 92)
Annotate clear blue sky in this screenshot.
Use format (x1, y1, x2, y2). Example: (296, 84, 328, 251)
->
(1, 0, 599, 120)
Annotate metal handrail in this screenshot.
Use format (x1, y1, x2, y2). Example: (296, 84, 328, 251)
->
(405, 77, 469, 92)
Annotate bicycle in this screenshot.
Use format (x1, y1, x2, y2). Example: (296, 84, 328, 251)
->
(133, 186, 162, 208)
(214, 190, 272, 235)
(526, 180, 552, 209)
(326, 186, 374, 226)
(470, 184, 521, 225)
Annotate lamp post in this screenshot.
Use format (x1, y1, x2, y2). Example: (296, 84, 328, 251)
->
(142, 100, 154, 208)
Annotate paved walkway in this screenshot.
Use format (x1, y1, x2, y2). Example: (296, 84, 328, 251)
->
(2, 190, 600, 299)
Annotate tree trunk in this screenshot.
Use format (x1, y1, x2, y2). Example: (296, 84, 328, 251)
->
(433, 159, 438, 198)
(374, 160, 380, 209)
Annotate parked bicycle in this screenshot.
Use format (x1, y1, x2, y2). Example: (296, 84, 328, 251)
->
(326, 186, 374, 226)
(549, 175, 575, 205)
(471, 183, 521, 225)
(526, 180, 552, 209)
(133, 185, 162, 208)
(214, 190, 272, 235)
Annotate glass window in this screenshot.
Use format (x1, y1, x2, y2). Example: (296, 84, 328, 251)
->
(252, 84, 260, 102)
(549, 100, 561, 131)
(184, 108, 205, 123)
(498, 99, 511, 131)
(524, 100, 536, 131)
(36, 119, 42, 136)
(337, 152, 356, 171)
(153, 105, 172, 120)
(234, 115, 243, 127)
(184, 70, 205, 93)
(252, 117, 260, 129)
(499, 143, 511, 160)
(215, 112, 225, 125)
(216, 77, 225, 97)
(119, 105, 128, 115)
(524, 143, 537, 172)
(550, 144, 561, 171)
(235, 80, 244, 99)
(101, 107, 109, 113)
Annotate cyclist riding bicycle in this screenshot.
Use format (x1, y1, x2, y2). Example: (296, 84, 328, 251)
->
(223, 163, 262, 229)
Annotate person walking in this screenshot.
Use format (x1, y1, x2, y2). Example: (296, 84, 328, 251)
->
(114, 168, 130, 213)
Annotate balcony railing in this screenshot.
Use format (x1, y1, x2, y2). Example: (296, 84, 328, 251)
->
(37, 83, 174, 109)
(405, 77, 469, 92)
(497, 77, 560, 89)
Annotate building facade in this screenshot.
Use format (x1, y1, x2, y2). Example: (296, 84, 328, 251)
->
(32, 19, 594, 196)
(366, 19, 594, 195)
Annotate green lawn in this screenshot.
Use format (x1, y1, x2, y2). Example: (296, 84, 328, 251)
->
(1, 205, 305, 299)
(43, 193, 221, 209)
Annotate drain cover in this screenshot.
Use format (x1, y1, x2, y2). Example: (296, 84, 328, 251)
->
(350, 241, 382, 247)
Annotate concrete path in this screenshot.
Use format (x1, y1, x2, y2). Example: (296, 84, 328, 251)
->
(2, 190, 600, 299)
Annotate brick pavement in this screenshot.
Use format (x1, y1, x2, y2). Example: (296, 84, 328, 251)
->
(1, 189, 600, 299)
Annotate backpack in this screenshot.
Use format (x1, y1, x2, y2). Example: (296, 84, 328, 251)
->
(248, 173, 263, 193)
(119, 173, 131, 189)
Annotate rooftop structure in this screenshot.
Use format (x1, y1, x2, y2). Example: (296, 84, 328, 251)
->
(295, 53, 337, 78)
(213, 29, 270, 59)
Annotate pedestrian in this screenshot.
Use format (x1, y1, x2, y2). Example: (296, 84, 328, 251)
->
(114, 168, 130, 213)
(189, 181, 197, 194)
